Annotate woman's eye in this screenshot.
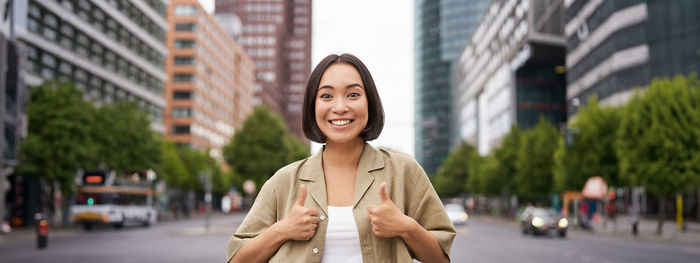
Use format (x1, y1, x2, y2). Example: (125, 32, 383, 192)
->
(319, 94, 332, 99)
(348, 92, 361, 98)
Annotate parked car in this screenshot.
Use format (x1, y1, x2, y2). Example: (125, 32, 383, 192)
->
(445, 204, 469, 225)
(520, 207, 567, 237)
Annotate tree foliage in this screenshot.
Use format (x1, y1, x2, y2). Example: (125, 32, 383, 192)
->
(432, 142, 477, 197)
(177, 147, 216, 192)
(17, 81, 166, 195)
(16, 81, 98, 194)
(223, 106, 309, 190)
(617, 75, 700, 197)
(616, 74, 700, 234)
(92, 102, 161, 174)
(554, 96, 621, 192)
(491, 125, 521, 195)
(466, 154, 499, 196)
(155, 141, 188, 189)
(514, 117, 559, 203)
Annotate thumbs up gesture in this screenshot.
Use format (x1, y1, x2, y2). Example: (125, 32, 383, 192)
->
(367, 183, 414, 238)
(277, 185, 320, 241)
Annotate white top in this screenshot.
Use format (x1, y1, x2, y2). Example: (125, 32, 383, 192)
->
(321, 206, 363, 263)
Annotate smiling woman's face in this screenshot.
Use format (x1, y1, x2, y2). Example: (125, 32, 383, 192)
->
(315, 63, 369, 145)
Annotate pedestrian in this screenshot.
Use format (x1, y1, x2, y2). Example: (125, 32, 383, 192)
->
(225, 54, 455, 263)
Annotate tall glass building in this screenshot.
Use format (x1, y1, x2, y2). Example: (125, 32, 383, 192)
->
(415, 0, 490, 174)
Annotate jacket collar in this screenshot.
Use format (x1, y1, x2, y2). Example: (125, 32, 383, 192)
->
(299, 143, 385, 214)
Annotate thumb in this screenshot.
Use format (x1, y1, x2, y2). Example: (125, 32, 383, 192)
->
(296, 184, 307, 206)
(378, 183, 390, 203)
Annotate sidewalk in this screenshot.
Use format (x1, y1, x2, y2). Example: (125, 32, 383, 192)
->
(577, 214, 700, 245)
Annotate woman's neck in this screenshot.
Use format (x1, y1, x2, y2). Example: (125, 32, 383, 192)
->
(323, 138, 365, 168)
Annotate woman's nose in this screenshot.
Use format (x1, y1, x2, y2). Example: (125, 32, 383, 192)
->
(331, 98, 349, 113)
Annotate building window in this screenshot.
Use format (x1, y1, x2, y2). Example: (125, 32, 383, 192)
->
(173, 91, 192, 99)
(174, 56, 194, 65)
(172, 108, 192, 117)
(173, 74, 194, 83)
(58, 62, 72, 77)
(174, 39, 196, 49)
(174, 5, 198, 16)
(175, 23, 197, 31)
(172, 125, 190, 134)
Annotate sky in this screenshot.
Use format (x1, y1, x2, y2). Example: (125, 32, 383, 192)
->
(202, 0, 415, 156)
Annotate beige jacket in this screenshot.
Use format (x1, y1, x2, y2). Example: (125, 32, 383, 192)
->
(225, 143, 456, 262)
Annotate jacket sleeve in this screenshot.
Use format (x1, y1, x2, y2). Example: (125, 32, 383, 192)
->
(406, 163, 456, 259)
(225, 178, 278, 262)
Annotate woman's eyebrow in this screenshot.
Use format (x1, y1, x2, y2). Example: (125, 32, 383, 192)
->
(318, 83, 364, 90)
(347, 83, 363, 89)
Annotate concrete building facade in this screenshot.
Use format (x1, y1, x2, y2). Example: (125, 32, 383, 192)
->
(165, 0, 255, 158)
(14, 0, 169, 132)
(215, 0, 312, 142)
(564, 0, 700, 115)
(456, 0, 567, 155)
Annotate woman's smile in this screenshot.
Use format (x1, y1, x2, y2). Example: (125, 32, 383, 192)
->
(329, 119, 353, 126)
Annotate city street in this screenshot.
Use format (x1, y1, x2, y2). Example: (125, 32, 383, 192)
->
(0, 213, 246, 263)
(2, 212, 700, 262)
(453, 216, 700, 263)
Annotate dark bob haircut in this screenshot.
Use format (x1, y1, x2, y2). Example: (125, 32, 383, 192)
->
(302, 53, 385, 143)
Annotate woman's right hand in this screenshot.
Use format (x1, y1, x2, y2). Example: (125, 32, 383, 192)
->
(274, 185, 321, 241)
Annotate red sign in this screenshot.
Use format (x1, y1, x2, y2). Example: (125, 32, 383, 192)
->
(85, 175, 103, 184)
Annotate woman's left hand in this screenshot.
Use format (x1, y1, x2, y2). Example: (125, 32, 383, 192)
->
(366, 183, 417, 238)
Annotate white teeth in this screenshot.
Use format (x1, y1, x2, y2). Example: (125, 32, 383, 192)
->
(331, 120, 351, 125)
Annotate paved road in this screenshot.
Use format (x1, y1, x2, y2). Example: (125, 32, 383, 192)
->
(451, 216, 700, 263)
(0, 213, 246, 263)
(2, 213, 699, 262)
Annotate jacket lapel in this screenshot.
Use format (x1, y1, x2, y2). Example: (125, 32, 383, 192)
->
(299, 148, 328, 215)
(353, 143, 385, 208)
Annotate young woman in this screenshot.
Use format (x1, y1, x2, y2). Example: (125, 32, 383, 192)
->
(226, 54, 455, 263)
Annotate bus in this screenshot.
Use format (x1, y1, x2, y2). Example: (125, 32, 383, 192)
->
(71, 170, 158, 230)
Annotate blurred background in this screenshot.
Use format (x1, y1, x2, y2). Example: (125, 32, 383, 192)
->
(0, 0, 699, 262)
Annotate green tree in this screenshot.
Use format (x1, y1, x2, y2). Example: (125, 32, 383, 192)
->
(514, 117, 559, 203)
(16, 81, 97, 194)
(284, 135, 310, 163)
(155, 141, 188, 189)
(553, 96, 622, 192)
(206, 156, 228, 195)
(223, 106, 309, 190)
(177, 147, 213, 191)
(491, 125, 521, 196)
(216, 169, 236, 195)
(466, 154, 499, 196)
(617, 75, 700, 235)
(92, 102, 161, 174)
(15, 82, 97, 225)
(432, 142, 477, 197)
